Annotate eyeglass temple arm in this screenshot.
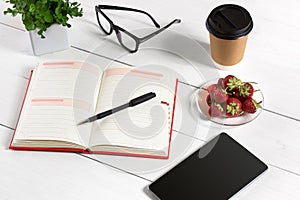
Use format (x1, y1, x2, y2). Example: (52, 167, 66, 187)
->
(96, 5, 160, 28)
(140, 19, 181, 43)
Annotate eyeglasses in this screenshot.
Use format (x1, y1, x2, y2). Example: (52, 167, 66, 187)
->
(95, 5, 181, 53)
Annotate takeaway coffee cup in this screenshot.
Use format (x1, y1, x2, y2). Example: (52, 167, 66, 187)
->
(206, 4, 253, 69)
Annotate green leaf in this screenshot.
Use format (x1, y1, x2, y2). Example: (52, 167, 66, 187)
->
(44, 12, 53, 23)
(35, 2, 42, 12)
(38, 29, 45, 38)
(55, 6, 61, 15)
(4, 7, 12, 14)
(20, 1, 26, 9)
(12, 10, 17, 16)
(24, 21, 35, 30)
(26, 0, 35, 5)
(29, 4, 35, 12)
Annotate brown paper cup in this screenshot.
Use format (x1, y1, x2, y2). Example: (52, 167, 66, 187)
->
(209, 34, 248, 66)
(206, 4, 253, 69)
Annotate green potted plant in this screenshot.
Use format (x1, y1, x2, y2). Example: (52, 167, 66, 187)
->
(4, 0, 83, 55)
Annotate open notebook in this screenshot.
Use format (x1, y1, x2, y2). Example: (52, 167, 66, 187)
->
(10, 61, 178, 159)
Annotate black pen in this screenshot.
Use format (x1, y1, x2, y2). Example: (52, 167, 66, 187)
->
(77, 92, 156, 125)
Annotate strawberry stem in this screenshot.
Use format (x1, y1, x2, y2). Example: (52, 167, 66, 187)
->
(245, 81, 258, 84)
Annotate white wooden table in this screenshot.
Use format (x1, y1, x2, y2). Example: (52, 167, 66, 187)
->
(1, 0, 300, 199)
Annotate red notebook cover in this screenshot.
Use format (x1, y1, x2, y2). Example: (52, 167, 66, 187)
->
(9, 70, 178, 159)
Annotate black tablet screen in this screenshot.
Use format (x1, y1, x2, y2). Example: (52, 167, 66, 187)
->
(149, 133, 268, 200)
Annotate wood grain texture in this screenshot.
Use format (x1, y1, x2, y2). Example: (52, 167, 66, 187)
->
(0, 126, 150, 200)
(1, 0, 300, 199)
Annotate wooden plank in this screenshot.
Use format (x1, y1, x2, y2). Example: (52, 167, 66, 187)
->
(0, 126, 13, 150)
(231, 166, 300, 200)
(2, 123, 300, 199)
(0, 24, 38, 78)
(0, 1, 300, 198)
(0, 126, 151, 200)
(0, 72, 28, 128)
(0, 1, 24, 30)
(229, 111, 300, 177)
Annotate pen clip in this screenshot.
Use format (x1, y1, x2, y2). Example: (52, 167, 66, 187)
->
(129, 92, 156, 106)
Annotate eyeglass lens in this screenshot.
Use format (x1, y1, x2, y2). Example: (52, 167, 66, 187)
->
(96, 11, 112, 34)
(117, 31, 137, 52)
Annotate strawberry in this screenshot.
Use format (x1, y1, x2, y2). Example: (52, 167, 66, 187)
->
(242, 98, 262, 114)
(238, 82, 254, 98)
(223, 75, 234, 85)
(206, 94, 212, 106)
(226, 97, 242, 117)
(208, 103, 225, 117)
(233, 91, 246, 102)
(212, 88, 228, 103)
(223, 75, 243, 91)
(207, 84, 217, 94)
(217, 78, 225, 89)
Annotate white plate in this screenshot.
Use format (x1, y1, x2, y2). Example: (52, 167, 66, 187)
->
(194, 78, 264, 126)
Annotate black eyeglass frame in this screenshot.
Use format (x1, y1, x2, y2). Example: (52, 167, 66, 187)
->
(95, 5, 181, 53)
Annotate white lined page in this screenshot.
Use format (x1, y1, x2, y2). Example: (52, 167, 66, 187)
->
(89, 66, 175, 152)
(13, 62, 103, 148)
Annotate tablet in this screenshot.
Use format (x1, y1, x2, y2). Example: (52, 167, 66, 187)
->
(148, 132, 268, 200)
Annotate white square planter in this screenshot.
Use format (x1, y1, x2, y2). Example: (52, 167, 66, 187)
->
(28, 24, 69, 56)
